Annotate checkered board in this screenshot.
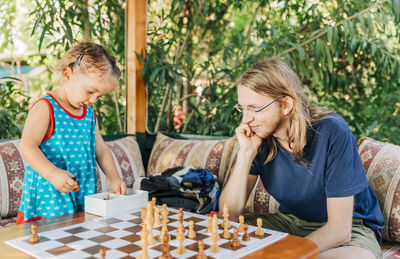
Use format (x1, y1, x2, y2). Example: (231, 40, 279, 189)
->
(5, 207, 287, 259)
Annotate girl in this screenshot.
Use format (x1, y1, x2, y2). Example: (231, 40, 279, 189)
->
(17, 42, 127, 224)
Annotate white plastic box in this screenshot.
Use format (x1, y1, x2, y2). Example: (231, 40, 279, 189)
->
(84, 189, 148, 216)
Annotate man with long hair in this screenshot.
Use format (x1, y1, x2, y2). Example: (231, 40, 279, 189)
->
(220, 58, 384, 258)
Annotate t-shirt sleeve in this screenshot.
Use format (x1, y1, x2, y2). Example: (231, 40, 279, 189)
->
(324, 123, 369, 197)
(249, 159, 259, 176)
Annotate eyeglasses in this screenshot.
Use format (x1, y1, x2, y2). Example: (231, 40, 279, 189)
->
(234, 98, 279, 113)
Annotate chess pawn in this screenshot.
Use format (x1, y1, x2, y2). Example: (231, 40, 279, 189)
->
(176, 225, 186, 254)
(221, 220, 231, 239)
(158, 234, 172, 259)
(187, 220, 196, 239)
(255, 218, 264, 237)
(29, 223, 40, 244)
(206, 215, 212, 233)
(162, 204, 169, 223)
(209, 227, 220, 253)
(196, 240, 207, 259)
(242, 223, 250, 241)
(99, 247, 106, 259)
(154, 206, 161, 226)
(222, 203, 231, 229)
(231, 227, 241, 247)
(238, 215, 245, 232)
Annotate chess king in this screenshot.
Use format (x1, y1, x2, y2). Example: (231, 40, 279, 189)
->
(220, 58, 384, 259)
(16, 42, 127, 224)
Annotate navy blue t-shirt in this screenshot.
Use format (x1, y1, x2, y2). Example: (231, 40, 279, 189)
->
(249, 114, 384, 243)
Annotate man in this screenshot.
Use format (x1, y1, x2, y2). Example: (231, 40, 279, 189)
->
(220, 58, 384, 258)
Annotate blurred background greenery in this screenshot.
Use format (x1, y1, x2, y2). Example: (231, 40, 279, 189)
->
(1, 0, 399, 144)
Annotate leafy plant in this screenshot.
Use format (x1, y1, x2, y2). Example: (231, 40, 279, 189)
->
(142, 0, 400, 144)
(0, 77, 30, 138)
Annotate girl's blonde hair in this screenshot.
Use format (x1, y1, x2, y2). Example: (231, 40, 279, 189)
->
(54, 42, 121, 82)
(236, 58, 333, 164)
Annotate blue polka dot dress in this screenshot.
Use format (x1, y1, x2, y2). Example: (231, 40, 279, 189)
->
(18, 94, 97, 221)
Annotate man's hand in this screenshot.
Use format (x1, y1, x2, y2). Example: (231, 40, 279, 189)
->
(235, 122, 262, 155)
(110, 176, 127, 195)
(48, 169, 79, 193)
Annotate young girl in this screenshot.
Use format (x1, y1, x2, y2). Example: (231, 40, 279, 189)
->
(17, 42, 127, 224)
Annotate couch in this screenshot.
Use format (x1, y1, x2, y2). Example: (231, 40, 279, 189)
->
(0, 133, 400, 258)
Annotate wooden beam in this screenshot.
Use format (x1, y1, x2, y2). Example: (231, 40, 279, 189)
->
(126, 0, 147, 133)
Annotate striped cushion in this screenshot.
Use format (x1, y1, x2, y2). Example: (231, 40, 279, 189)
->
(358, 137, 400, 243)
(0, 136, 144, 219)
(147, 133, 238, 186)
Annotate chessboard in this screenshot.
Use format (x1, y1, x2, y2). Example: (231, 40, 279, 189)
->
(5, 207, 287, 259)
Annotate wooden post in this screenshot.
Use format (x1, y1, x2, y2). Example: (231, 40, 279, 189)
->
(126, 0, 147, 133)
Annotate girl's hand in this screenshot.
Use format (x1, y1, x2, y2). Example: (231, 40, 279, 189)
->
(48, 169, 79, 193)
(110, 177, 127, 195)
(235, 122, 262, 156)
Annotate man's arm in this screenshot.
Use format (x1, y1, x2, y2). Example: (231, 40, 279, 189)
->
(306, 196, 354, 252)
(219, 151, 258, 221)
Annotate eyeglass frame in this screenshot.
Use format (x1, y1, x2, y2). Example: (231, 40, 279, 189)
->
(234, 98, 279, 113)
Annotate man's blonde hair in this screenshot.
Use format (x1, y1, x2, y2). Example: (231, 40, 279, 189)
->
(237, 58, 333, 164)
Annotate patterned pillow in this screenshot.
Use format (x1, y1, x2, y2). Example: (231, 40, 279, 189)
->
(147, 133, 238, 186)
(98, 136, 145, 192)
(358, 137, 400, 242)
(0, 136, 144, 219)
(0, 140, 24, 219)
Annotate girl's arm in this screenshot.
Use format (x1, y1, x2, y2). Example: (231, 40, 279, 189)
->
(94, 122, 127, 195)
(20, 100, 79, 193)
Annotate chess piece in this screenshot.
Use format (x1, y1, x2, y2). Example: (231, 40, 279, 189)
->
(209, 226, 220, 253)
(255, 218, 264, 237)
(141, 208, 147, 223)
(196, 240, 207, 259)
(145, 201, 156, 245)
(29, 223, 40, 244)
(99, 247, 106, 259)
(179, 208, 184, 223)
(154, 206, 161, 226)
(242, 223, 250, 241)
(152, 197, 157, 207)
(158, 218, 171, 242)
(158, 234, 172, 259)
(72, 176, 80, 192)
(231, 227, 241, 247)
(162, 204, 169, 223)
(222, 203, 231, 229)
(221, 220, 231, 239)
(137, 223, 149, 259)
(176, 224, 186, 254)
(238, 215, 245, 232)
(206, 215, 212, 233)
(187, 220, 196, 239)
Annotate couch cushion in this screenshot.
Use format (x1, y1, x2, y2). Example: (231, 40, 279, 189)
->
(147, 133, 238, 186)
(98, 136, 145, 192)
(0, 136, 144, 220)
(358, 137, 400, 243)
(0, 140, 24, 219)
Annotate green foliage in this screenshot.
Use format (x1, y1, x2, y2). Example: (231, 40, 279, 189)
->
(0, 77, 30, 138)
(143, 0, 400, 144)
(29, 0, 126, 134)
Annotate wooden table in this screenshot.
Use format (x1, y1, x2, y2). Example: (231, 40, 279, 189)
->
(0, 212, 319, 259)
